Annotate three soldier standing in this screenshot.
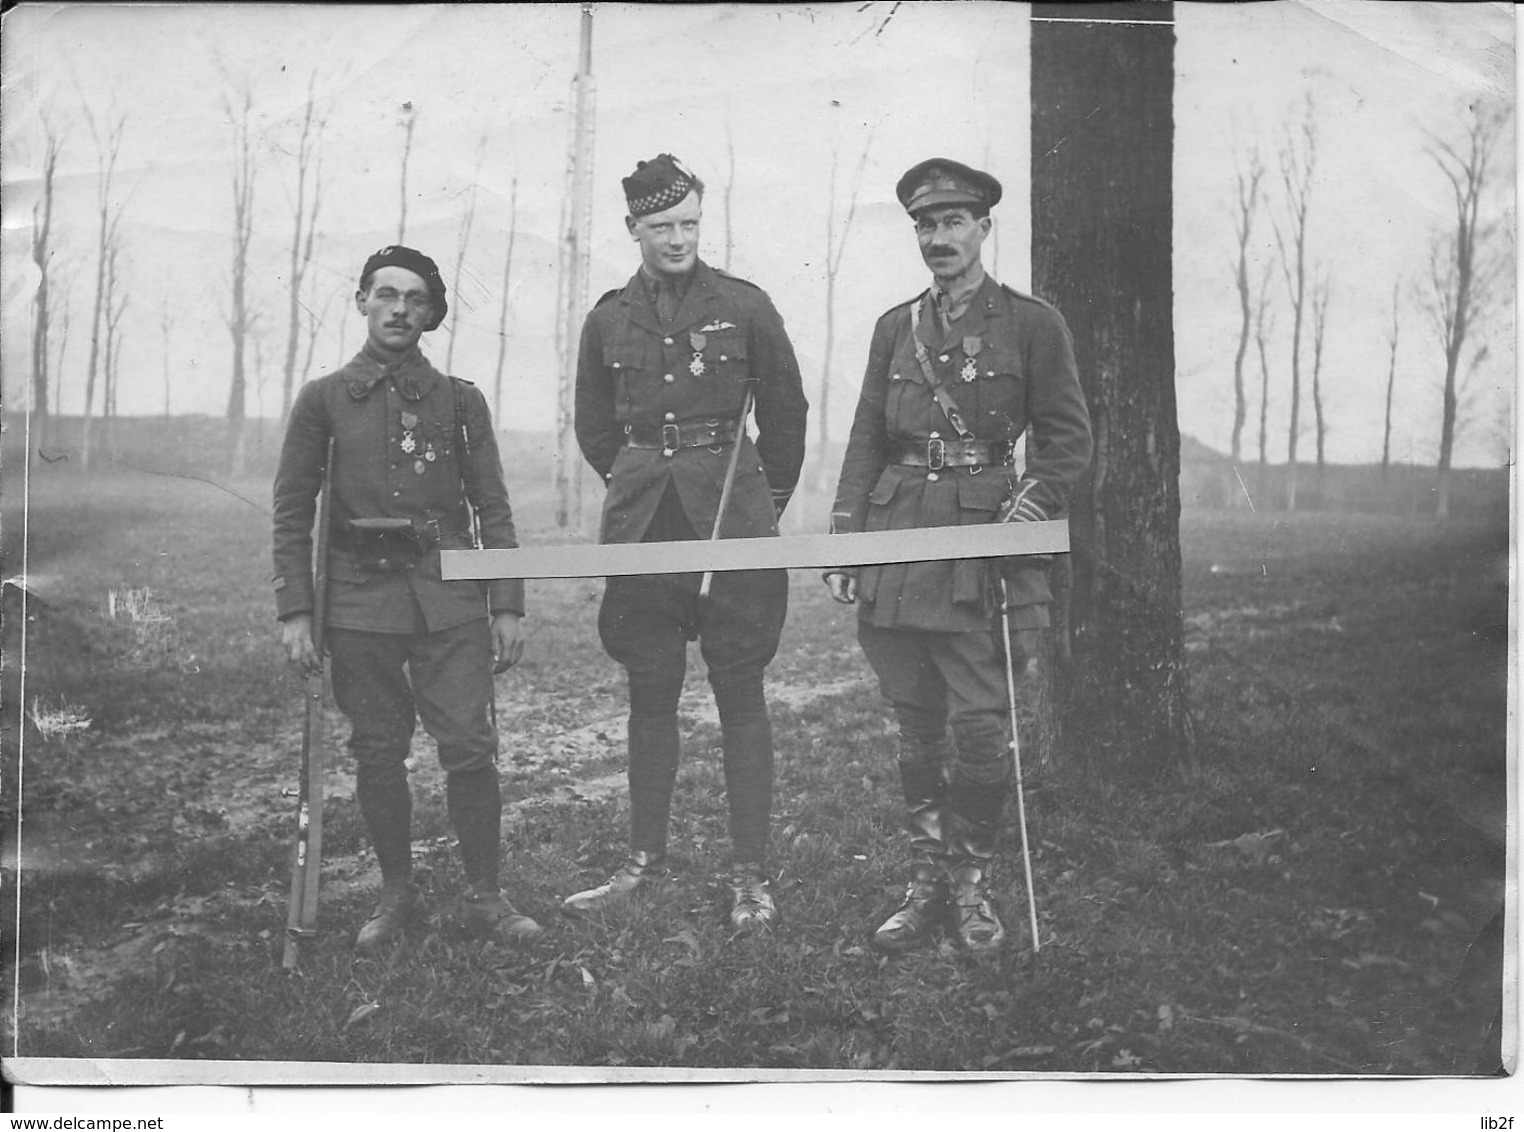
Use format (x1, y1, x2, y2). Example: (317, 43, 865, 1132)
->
(272, 156, 1089, 957)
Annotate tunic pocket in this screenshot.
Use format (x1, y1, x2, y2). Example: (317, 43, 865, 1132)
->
(863, 468, 905, 532)
(951, 474, 1013, 609)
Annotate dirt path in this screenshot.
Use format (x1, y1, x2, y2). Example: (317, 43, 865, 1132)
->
(16, 671, 875, 1031)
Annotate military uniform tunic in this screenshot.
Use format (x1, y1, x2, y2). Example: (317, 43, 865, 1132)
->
(831, 274, 1092, 635)
(272, 343, 524, 631)
(576, 259, 808, 544)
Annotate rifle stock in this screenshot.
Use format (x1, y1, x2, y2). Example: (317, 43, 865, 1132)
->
(282, 437, 335, 969)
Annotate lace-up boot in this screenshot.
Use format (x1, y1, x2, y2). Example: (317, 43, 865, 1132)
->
(562, 850, 669, 916)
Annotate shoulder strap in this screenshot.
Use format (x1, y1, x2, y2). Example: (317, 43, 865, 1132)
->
(908, 294, 975, 441)
(450, 376, 481, 546)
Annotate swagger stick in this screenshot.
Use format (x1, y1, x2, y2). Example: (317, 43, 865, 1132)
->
(696, 381, 757, 612)
(283, 437, 335, 969)
(997, 576, 1042, 954)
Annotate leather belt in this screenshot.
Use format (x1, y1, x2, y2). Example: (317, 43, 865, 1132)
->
(624, 419, 739, 451)
(892, 437, 1014, 471)
(331, 521, 468, 552)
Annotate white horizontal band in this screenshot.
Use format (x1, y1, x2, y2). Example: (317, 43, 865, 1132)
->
(441, 520, 1069, 580)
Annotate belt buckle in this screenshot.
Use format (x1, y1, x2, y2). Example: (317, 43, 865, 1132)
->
(926, 437, 946, 471)
(661, 423, 681, 452)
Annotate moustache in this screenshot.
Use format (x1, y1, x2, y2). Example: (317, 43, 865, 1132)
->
(927, 246, 957, 258)
(385, 321, 412, 330)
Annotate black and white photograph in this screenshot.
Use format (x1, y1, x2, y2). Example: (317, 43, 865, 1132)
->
(0, 0, 1514, 1112)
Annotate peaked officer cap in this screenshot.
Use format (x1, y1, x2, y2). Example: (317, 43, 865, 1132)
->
(623, 153, 703, 217)
(896, 158, 1003, 216)
(360, 245, 448, 332)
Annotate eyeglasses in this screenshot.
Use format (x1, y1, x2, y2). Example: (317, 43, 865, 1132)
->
(369, 287, 433, 311)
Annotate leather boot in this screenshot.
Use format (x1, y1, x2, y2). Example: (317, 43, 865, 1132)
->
(872, 749, 951, 952)
(562, 850, 669, 916)
(727, 865, 779, 930)
(461, 884, 544, 942)
(355, 879, 421, 952)
(947, 772, 1008, 955)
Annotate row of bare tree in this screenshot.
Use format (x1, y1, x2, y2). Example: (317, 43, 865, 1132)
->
(26, 75, 530, 480)
(1229, 97, 1510, 518)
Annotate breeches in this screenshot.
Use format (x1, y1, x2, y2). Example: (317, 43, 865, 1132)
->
(857, 622, 1013, 785)
(328, 619, 497, 773)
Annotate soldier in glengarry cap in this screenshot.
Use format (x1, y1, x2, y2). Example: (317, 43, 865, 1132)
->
(825, 159, 1092, 954)
(568, 153, 808, 929)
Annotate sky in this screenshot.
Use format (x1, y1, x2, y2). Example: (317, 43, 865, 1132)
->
(1, 1, 1515, 468)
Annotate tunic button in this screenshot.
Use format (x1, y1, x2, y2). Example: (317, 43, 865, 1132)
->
(891, 372, 901, 382)
(663, 373, 675, 383)
(663, 337, 674, 346)
(720, 354, 728, 362)
(926, 472, 940, 482)
(939, 354, 950, 363)
(664, 411, 676, 422)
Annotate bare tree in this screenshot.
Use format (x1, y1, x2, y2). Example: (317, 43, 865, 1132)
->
(446, 134, 486, 375)
(30, 116, 63, 461)
(1254, 263, 1275, 470)
(51, 270, 72, 428)
(1228, 142, 1265, 466)
(816, 125, 873, 486)
(1269, 95, 1318, 511)
(1423, 101, 1511, 520)
(1381, 277, 1400, 476)
(722, 111, 736, 271)
(161, 293, 175, 420)
(1310, 270, 1331, 487)
(103, 240, 127, 445)
(223, 81, 258, 477)
(299, 282, 338, 389)
(280, 71, 327, 421)
(79, 103, 126, 474)
(492, 171, 519, 420)
(397, 101, 417, 244)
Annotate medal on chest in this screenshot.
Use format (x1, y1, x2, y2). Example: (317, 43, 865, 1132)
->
(400, 411, 419, 454)
(961, 336, 982, 383)
(688, 330, 707, 377)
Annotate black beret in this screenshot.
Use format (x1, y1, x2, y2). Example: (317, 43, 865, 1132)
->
(896, 158, 1002, 216)
(359, 245, 448, 332)
(623, 153, 702, 217)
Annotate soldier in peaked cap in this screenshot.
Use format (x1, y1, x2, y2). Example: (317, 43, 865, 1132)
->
(825, 159, 1092, 954)
(272, 245, 544, 953)
(569, 154, 809, 929)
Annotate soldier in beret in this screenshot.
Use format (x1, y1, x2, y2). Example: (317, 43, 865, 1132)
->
(825, 160, 1092, 954)
(272, 246, 543, 951)
(569, 154, 809, 929)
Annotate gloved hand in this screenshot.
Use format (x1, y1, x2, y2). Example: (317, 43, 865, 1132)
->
(822, 570, 857, 604)
(995, 478, 1052, 573)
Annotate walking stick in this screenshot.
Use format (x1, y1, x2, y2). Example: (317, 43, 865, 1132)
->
(283, 437, 335, 969)
(696, 382, 757, 619)
(997, 575, 1042, 954)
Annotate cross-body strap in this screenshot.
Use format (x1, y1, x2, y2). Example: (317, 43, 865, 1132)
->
(908, 292, 975, 442)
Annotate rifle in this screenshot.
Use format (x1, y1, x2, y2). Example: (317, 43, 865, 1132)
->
(695, 381, 757, 630)
(282, 437, 335, 969)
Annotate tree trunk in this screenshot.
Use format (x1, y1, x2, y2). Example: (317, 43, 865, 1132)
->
(1032, 2, 1193, 774)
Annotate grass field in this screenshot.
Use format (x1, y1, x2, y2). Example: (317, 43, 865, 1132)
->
(1, 458, 1509, 1077)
